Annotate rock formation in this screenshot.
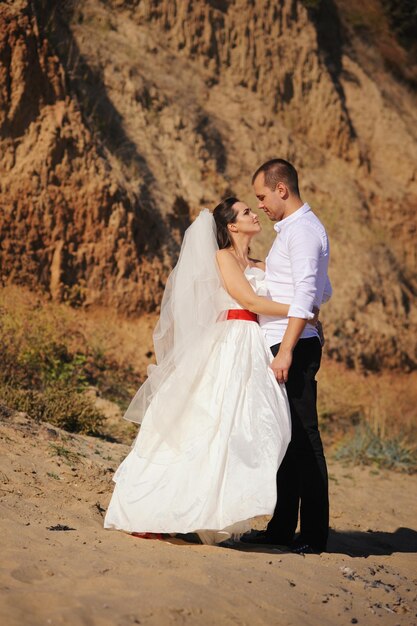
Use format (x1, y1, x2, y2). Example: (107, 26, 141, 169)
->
(0, 0, 416, 371)
(0, 0, 174, 313)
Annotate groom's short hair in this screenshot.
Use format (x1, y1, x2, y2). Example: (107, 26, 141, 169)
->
(252, 159, 300, 196)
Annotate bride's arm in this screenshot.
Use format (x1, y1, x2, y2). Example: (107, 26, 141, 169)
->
(216, 250, 289, 317)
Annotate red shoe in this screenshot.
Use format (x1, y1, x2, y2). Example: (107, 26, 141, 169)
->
(131, 532, 165, 541)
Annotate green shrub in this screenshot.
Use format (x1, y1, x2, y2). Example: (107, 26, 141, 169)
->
(334, 422, 416, 473)
(0, 305, 88, 392)
(0, 383, 104, 435)
(0, 293, 139, 437)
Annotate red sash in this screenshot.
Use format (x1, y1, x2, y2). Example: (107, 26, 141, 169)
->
(226, 309, 258, 322)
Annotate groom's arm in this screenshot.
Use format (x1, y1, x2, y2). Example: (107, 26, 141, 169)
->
(271, 223, 322, 384)
(270, 318, 307, 384)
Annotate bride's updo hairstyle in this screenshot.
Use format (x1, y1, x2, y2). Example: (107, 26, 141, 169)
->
(213, 197, 240, 249)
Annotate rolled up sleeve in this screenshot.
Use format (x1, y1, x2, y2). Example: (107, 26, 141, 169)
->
(287, 224, 322, 319)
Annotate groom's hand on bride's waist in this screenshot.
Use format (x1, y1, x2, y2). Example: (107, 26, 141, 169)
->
(270, 348, 293, 385)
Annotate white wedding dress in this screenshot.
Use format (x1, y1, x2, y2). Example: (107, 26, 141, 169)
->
(104, 266, 291, 544)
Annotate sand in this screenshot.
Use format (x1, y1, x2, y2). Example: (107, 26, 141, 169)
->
(1, 409, 416, 626)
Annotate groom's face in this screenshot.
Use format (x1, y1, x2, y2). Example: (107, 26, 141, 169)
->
(253, 174, 285, 221)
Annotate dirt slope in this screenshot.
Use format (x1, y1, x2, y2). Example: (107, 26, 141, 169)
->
(1, 409, 416, 626)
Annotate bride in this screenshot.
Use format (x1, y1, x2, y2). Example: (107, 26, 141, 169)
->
(104, 198, 312, 544)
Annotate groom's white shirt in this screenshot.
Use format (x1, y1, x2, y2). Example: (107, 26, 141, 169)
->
(259, 202, 332, 347)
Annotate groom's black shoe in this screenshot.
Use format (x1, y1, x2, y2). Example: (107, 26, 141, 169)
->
(240, 530, 290, 548)
(290, 537, 324, 555)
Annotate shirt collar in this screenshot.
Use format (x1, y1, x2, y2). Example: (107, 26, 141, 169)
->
(274, 202, 311, 233)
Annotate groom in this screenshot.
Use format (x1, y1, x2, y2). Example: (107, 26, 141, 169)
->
(243, 158, 332, 554)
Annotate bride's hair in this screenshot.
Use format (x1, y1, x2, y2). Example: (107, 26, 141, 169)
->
(213, 197, 239, 249)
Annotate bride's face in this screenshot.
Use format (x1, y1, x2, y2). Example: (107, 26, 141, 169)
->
(229, 202, 261, 236)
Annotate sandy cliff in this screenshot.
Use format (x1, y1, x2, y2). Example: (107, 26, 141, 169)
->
(0, 0, 173, 312)
(0, 0, 416, 371)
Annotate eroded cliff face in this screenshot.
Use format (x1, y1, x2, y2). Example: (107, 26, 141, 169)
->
(0, 0, 416, 371)
(127, 0, 356, 158)
(0, 0, 173, 312)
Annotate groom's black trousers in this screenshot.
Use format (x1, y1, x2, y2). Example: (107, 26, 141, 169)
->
(267, 337, 329, 550)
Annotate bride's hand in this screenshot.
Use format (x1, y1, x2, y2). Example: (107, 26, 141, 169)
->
(316, 320, 325, 347)
(309, 307, 325, 346)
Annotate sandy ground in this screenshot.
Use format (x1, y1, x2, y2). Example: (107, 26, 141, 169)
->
(0, 409, 416, 626)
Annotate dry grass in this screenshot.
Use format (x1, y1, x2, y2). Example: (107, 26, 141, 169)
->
(1, 284, 415, 468)
(318, 358, 417, 472)
(0, 285, 154, 438)
(318, 358, 417, 440)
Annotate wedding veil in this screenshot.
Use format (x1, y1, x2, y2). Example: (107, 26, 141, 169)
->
(123, 209, 226, 436)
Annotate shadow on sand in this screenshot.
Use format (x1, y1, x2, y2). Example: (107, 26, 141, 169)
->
(326, 527, 417, 557)
(214, 527, 417, 557)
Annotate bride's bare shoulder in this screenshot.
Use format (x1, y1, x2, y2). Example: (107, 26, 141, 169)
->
(216, 249, 236, 265)
(216, 248, 229, 258)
